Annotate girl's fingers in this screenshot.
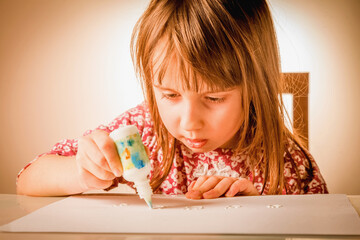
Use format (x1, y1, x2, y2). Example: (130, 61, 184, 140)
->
(78, 135, 112, 173)
(78, 168, 114, 190)
(187, 176, 259, 199)
(91, 130, 123, 177)
(225, 178, 259, 197)
(195, 176, 224, 193)
(185, 181, 198, 199)
(192, 175, 209, 190)
(82, 150, 116, 181)
(202, 177, 236, 199)
(185, 176, 209, 199)
(187, 181, 196, 191)
(186, 176, 224, 199)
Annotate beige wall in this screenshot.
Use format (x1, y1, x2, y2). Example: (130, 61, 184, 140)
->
(271, 0, 360, 194)
(0, 0, 147, 194)
(0, 0, 359, 194)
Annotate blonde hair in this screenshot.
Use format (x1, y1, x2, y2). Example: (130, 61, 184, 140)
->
(131, 0, 306, 194)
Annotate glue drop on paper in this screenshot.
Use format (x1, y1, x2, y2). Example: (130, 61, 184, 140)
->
(109, 125, 153, 208)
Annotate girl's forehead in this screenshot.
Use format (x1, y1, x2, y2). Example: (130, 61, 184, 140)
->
(153, 75, 238, 95)
(152, 47, 234, 93)
(152, 65, 227, 93)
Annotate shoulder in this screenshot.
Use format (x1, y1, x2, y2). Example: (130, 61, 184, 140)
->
(284, 138, 311, 174)
(107, 102, 152, 132)
(108, 102, 156, 144)
(82, 102, 153, 136)
(82, 102, 156, 149)
(283, 138, 328, 194)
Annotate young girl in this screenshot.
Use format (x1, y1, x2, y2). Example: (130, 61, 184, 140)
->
(17, 0, 328, 198)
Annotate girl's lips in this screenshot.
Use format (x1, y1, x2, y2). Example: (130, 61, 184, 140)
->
(184, 138, 208, 148)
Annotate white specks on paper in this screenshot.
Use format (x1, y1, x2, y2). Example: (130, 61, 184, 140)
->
(224, 204, 242, 209)
(153, 205, 165, 209)
(267, 204, 283, 209)
(112, 203, 128, 207)
(184, 206, 204, 210)
(110, 202, 283, 210)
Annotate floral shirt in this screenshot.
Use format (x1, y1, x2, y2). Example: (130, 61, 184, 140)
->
(19, 102, 328, 195)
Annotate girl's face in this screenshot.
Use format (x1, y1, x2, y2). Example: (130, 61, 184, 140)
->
(153, 64, 244, 153)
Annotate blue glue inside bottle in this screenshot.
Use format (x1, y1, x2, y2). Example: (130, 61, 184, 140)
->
(109, 125, 153, 208)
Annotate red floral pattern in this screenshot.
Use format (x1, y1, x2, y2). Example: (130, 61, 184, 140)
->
(18, 102, 328, 195)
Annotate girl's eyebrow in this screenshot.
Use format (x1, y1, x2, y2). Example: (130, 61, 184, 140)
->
(203, 87, 238, 94)
(153, 84, 177, 91)
(153, 84, 238, 94)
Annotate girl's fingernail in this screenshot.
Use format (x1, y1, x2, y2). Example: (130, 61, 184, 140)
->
(186, 190, 202, 199)
(193, 190, 203, 198)
(114, 169, 121, 177)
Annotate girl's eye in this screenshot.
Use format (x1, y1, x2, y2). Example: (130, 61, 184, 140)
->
(205, 96, 225, 103)
(162, 93, 179, 99)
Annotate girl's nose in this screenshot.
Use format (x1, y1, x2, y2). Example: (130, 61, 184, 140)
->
(180, 101, 204, 132)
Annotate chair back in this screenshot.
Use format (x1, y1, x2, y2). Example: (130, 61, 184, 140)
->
(282, 72, 309, 148)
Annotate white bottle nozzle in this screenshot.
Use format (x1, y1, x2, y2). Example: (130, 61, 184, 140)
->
(134, 180, 153, 208)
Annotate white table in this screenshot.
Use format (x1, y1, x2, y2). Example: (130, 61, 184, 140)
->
(0, 194, 359, 240)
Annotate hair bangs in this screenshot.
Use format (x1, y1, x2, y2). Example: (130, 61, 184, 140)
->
(142, 0, 249, 94)
(169, 0, 246, 92)
(153, 42, 235, 93)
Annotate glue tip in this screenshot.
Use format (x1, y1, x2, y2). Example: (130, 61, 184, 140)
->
(145, 199, 153, 209)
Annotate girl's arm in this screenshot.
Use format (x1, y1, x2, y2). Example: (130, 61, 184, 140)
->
(17, 130, 123, 196)
(17, 155, 87, 196)
(17, 103, 152, 196)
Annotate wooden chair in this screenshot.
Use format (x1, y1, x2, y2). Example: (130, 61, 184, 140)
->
(282, 72, 309, 148)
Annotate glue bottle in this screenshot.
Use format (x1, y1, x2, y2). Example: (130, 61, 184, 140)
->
(109, 125, 153, 208)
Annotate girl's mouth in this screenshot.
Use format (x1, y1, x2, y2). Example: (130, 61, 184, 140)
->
(184, 138, 208, 148)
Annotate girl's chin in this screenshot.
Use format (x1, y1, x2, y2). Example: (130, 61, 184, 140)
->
(187, 147, 208, 153)
(182, 141, 235, 153)
(182, 142, 218, 153)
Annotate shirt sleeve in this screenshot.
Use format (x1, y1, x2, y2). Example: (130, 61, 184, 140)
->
(17, 102, 155, 188)
(283, 138, 329, 194)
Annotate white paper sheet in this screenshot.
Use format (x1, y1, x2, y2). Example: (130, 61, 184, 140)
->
(1, 194, 360, 235)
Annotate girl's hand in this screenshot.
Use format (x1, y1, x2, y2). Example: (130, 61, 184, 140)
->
(185, 175, 259, 199)
(76, 130, 123, 192)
